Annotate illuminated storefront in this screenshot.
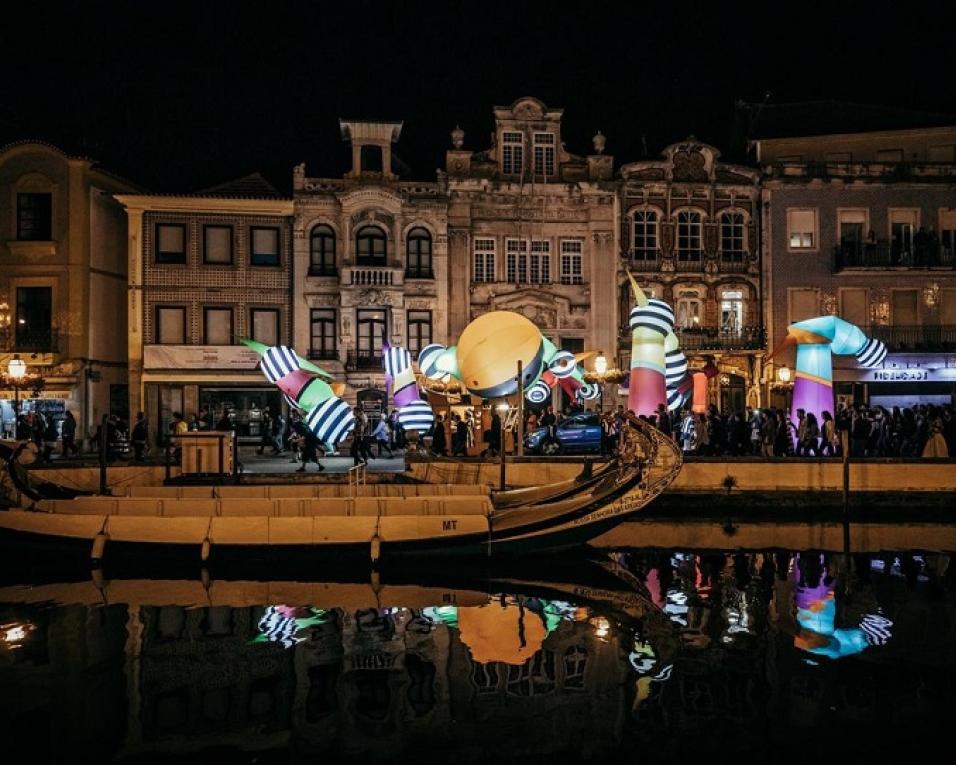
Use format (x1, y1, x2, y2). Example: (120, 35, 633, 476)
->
(833, 354, 956, 408)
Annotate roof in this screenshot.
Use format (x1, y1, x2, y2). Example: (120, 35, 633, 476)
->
(743, 100, 956, 140)
(192, 172, 284, 199)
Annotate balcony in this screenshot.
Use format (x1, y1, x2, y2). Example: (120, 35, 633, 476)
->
(718, 254, 749, 273)
(674, 326, 766, 351)
(869, 325, 956, 352)
(833, 242, 956, 270)
(308, 349, 340, 362)
(346, 351, 384, 371)
(627, 250, 661, 270)
(307, 265, 338, 278)
(404, 268, 434, 280)
(674, 254, 704, 272)
(0, 328, 59, 354)
(340, 265, 404, 287)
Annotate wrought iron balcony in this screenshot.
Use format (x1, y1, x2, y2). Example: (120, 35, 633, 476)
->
(626, 250, 661, 269)
(674, 326, 766, 351)
(345, 351, 384, 370)
(833, 242, 955, 270)
(869, 324, 956, 352)
(308, 348, 340, 361)
(674, 254, 704, 272)
(0, 328, 59, 353)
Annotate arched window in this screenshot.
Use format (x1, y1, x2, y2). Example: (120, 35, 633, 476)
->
(356, 225, 387, 265)
(405, 227, 433, 278)
(632, 210, 659, 263)
(719, 212, 745, 263)
(309, 225, 336, 275)
(676, 210, 703, 263)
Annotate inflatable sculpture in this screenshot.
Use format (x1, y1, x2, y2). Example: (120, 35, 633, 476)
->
(383, 344, 434, 434)
(624, 274, 678, 416)
(243, 339, 355, 446)
(415, 311, 599, 405)
(784, 316, 886, 423)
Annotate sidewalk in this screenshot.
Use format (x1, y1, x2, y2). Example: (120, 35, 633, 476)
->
(238, 449, 407, 474)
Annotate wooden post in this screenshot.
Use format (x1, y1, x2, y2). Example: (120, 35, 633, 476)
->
(499, 410, 507, 491)
(98, 414, 108, 495)
(842, 429, 851, 578)
(516, 360, 524, 457)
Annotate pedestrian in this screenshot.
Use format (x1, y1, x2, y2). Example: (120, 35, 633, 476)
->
(131, 411, 149, 461)
(61, 410, 78, 458)
(760, 408, 778, 457)
(292, 417, 325, 472)
(820, 410, 837, 456)
(271, 409, 285, 455)
(372, 414, 394, 458)
(451, 413, 468, 457)
(431, 413, 447, 456)
(257, 407, 273, 455)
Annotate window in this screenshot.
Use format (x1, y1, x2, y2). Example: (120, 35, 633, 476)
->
(407, 310, 432, 355)
(632, 210, 658, 261)
(156, 223, 187, 264)
(502, 131, 524, 175)
(406, 227, 433, 278)
(928, 145, 956, 162)
(719, 212, 745, 261)
(676, 211, 703, 260)
(156, 306, 186, 344)
(840, 288, 868, 327)
(506, 238, 528, 283)
(788, 288, 818, 324)
(675, 293, 702, 329)
(787, 209, 816, 250)
(356, 226, 387, 265)
(309, 225, 336, 275)
(890, 209, 918, 265)
(310, 309, 337, 359)
(941, 210, 956, 264)
(560, 240, 583, 284)
(250, 226, 280, 266)
(876, 148, 904, 162)
(533, 133, 555, 177)
(837, 209, 867, 264)
(892, 290, 918, 325)
(356, 309, 387, 360)
(720, 289, 744, 333)
(250, 308, 279, 346)
(203, 225, 233, 265)
(473, 238, 495, 283)
(203, 307, 233, 345)
(16, 192, 52, 240)
(15, 286, 53, 350)
(530, 240, 551, 283)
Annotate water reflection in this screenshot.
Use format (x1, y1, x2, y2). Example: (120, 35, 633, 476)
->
(1, 549, 955, 761)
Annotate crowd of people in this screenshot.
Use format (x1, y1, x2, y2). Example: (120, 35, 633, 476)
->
(644, 402, 956, 459)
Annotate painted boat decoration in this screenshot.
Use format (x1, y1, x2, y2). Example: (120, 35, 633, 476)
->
(0, 415, 682, 560)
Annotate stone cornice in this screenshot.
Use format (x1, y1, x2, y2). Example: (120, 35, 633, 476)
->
(114, 195, 293, 216)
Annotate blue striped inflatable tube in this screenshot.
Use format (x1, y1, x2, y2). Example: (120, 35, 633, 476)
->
(260, 345, 300, 384)
(399, 400, 434, 433)
(305, 396, 355, 446)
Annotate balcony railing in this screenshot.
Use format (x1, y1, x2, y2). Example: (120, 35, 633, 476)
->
(341, 265, 404, 287)
(834, 242, 956, 270)
(0, 328, 59, 353)
(308, 265, 338, 278)
(346, 351, 384, 370)
(674, 326, 766, 351)
(869, 325, 956, 352)
(404, 269, 434, 280)
(718, 254, 749, 273)
(627, 250, 661, 269)
(308, 348, 340, 361)
(674, 254, 704, 272)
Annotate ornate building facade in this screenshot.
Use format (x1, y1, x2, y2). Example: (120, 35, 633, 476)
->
(444, 97, 618, 405)
(0, 141, 136, 443)
(292, 120, 448, 410)
(619, 139, 764, 411)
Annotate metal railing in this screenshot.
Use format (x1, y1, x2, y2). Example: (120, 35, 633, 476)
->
(343, 265, 403, 286)
(834, 242, 956, 270)
(0, 329, 59, 353)
(346, 351, 384, 370)
(869, 324, 956, 351)
(674, 254, 704, 271)
(308, 349, 339, 361)
(627, 250, 661, 269)
(674, 326, 766, 351)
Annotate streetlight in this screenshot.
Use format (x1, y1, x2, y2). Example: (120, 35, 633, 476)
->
(594, 352, 608, 412)
(497, 402, 509, 490)
(775, 365, 793, 415)
(7, 354, 26, 438)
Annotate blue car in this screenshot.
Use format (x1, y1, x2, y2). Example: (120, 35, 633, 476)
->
(524, 413, 604, 455)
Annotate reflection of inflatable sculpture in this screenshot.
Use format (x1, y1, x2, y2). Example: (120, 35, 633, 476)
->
(383, 345, 434, 434)
(243, 340, 354, 445)
(416, 311, 599, 404)
(785, 316, 887, 422)
(457, 600, 547, 665)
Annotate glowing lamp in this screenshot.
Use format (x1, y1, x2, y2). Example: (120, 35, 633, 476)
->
(594, 354, 608, 376)
(777, 365, 791, 384)
(7, 355, 26, 379)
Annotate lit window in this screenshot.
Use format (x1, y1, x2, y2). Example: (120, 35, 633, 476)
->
(473, 238, 495, 283)
(156, 223, 187, 264)
(533, 133, 555, 177)
(502, 132, 524, 175)
(787, 209, 816, 250)
(560, 240, 583, 285)
(203, 225, 233, 265)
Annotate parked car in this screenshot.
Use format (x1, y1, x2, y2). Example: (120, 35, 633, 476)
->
(524, 413, 603, 455)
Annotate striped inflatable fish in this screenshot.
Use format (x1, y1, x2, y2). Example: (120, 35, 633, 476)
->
(399, 399, 434, 433)
(305, 396, 355, 446)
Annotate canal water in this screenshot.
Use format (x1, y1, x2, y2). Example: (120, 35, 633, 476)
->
(1, 546, 955, 763)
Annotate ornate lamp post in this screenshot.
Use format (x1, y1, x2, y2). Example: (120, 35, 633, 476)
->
(775, 365, 793, 413)
(7, 354, 26, 437)
(594, 353, 608, 412)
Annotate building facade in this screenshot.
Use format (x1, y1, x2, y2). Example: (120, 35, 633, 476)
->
(118, 176, 293, 442)
(444, 97, 618, 406)
(0, 140, 136, 442)
(292, 120, 448, 411)
(757, 126, 956, 409)
(620, 139, 764, 412)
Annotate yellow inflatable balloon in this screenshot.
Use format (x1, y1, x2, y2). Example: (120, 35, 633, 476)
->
(456, 311, 544, 398)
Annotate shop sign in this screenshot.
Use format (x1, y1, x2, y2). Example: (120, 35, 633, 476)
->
(0, 390, 71, 399)
(870, 369, 931, 382)
(144, 345, 261, 370)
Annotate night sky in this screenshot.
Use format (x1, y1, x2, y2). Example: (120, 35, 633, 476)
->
(6, 0, 954, 192)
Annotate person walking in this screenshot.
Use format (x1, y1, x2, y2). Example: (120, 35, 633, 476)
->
(292, 417, 325, 472)
(131, 411, 149, 462)
(270, 409, 285, 455)
(61, 410, 78, 458)
(431, 413, 447, 456)
(372, 414, 394, 458)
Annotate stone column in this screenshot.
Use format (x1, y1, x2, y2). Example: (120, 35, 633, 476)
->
(589, 231, 616, 354)
(126, 208, 144, 422)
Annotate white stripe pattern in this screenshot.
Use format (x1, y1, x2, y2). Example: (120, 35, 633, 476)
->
(666, 386, 687, 412)
(665, 349, 688, 386)
(856, 337, 887, 368)
(418, 343, 446, 379)
(384, 346, 411, 377)
(305, 396, 355, 445)
(526, 380, 552, 404)
(629, 299, 675, 336)
(399, 400, 434, 433)
(577, 382, 601, 401)
(548, 350, 577, 379)
(260, 345, 300, 383)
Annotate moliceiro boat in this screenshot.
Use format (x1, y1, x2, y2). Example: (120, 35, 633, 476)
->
(0, 415, 682, 561)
